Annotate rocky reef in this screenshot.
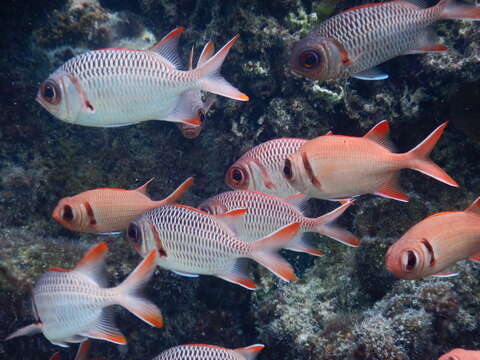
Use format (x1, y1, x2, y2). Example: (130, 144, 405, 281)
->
(1, 0, 479, 359)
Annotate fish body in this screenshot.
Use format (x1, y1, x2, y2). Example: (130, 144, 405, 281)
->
(438, 348, 480, 360)
(37, 27, 247, 127)
(198, 190, 359, 250)
(127, 204, 300, 289)
(5, 242, 163, 346)
(284, 121, 458, 201)
(385, 197, 480, 280)
(290, 0, 480, 81)
(225, 138, 308, 196)
(153, 344, 265, 360)
(52, 177, 193, 234)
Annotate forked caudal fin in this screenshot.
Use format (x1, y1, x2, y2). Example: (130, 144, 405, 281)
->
(312, 201, 360, 247)
(250, 222, 300, 282)
(405, 122, 459, 187)
(115, 250, 164, 328)
(195, 34, 249, 101)
(437, 0, 480, 20)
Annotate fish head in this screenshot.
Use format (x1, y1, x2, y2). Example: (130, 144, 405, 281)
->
(225, 159, 253, 191)
(283, 152, 311, 195)
(289, 37, 337, 81)
(385, 237, 433, 280)
(52, 197, 88, 232)
(36, 70, 83, 123)
(177, 93, 216, 139)
(438, 349, 470, 360)
(126, 220, 146, 256)
(197, 197, 228, 215)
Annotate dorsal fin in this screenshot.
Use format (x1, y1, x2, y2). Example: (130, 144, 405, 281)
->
(155, 177, 194, 206)
(325, 130, 333, 135)
(466, 196, 480, 215)
(234, 344, 265, 360)
(73, 242, 108, 287)
(214, 208, 247, 236)
(136, 178, 154, 196)
(197, 41, 215, 68)
(363, 120, 396, 151)
(148, 27, 185, 69)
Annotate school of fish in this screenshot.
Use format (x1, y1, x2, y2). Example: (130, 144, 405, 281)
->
(5, 0, 480, 358)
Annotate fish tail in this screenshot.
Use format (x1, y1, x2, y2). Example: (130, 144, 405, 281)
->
(311, 201, 360, 247)
(250, 222, 300, 281)
(437, 0, 480, 20)
(406, 122, 459, 187)
(115, 250, 164, 328)
(195, 34, 249, 101)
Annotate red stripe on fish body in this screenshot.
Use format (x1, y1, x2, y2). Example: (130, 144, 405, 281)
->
(226, 138, 308, 196)
(291, 1, 443, 80)
(385, 206, 480, 280)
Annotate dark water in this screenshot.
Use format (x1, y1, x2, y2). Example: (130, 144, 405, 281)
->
(1, 0, 480, 359)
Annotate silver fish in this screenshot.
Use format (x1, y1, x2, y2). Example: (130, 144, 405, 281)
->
(290, 0, 480, 81)
(153, 344, 265, 360)
(37, 27, 248, 127)
(127, 204, 300, 290)
(5, 242, 163, 347)
(198, 190, 359, 252)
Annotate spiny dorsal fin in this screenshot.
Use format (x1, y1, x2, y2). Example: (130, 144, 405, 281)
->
(214, 208, 247, 236)
(465, 196, 480, 215)
(197, 41, 215, 68)
(364, 120, 396, 151)
(73, 242, 108, 287)
(136, 178, 155, 196)
(234, 344, 265, 360)
(149, 27, 185, 69)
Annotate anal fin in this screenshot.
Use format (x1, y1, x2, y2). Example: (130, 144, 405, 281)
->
(218, 259, 256, 290)
(374, 174, 409, 202)
(82, 309, 127, 345)
(353, 67, 389, 80)
(173, 270, 200, 278)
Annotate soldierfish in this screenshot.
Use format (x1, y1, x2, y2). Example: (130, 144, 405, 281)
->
(36, 27, 248, 127)
(284, 121, 458, 202)
(385, 197, 480, 280)
(198, 190, 359, 253)
(225, 138, 308, 196)
(152, 344, 265, 360)
(5, 242, 163, 347)
(176, 41, 216, 139)
(438, 348, 480, 360)
(52, 177, 193, 234)
(127, 204, 300, 290)
(290, 0, 480, 81)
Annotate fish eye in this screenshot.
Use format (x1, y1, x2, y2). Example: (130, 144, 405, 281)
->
(62, 205, 74, 222)
(127, 223, 142, 245)
(283, 159, 293, 180)
(402, 250, 417, 272)
(41, 80, 61, 105)
(227, 166, 248, 188)
(298, 50, 321, 69)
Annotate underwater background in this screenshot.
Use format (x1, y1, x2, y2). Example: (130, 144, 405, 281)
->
(1, 0, 480, 359)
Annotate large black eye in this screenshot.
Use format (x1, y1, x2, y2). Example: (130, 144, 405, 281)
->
(62, 205, 74, 222)
(406, 251, 416, 271)
(283, 159, 293, 180)
(41, 80, 61, 105)
(127, 223, 140, 244)
(232, 169, 243, 182)
(298, 50, 321, 69)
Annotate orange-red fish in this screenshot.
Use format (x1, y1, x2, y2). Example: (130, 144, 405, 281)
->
(385, 197, 480, 279)
(153, 344, 265, 360)
(52, 177, 193, 234)
(290, 0, 480, 81)
(284, 121, 458, 202)
(439, 348, 480, 360)
(5, 242, 162, 347)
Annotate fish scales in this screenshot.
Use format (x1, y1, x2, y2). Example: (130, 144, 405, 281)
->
(143, 205, 249, 274)
(312, 3, 440, 77)
(154, 346, 241, 359)
(60, 50, 195, 125)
